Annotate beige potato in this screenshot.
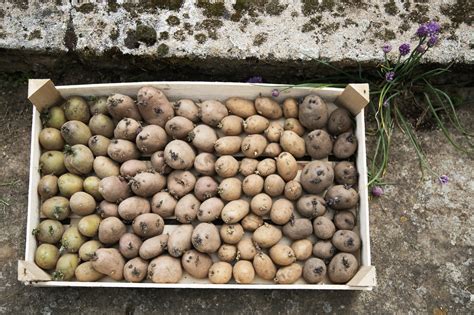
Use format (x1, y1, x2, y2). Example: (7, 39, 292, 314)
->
(264, 174, 285, 197)
(53, 253, 79, 280)
(61, 226, 86, 253)
(114, 118, 141, 140)
(107, 94, 142, 121)
(221, 199, 249, 224)
(284, 180, 303, 201)
(255, 96, 282, 119)
(98, 217, 126, 245)
(130, 172, 166, 197)
(199, 100, 228, 127)
(35, 244, 60, 270)
(119, 233, 143, 259)
(165, 116, 194, 139)
(124, 257, 148, 283)
(241, 134, 267, 158)
(75, 261, 104, 282)
(276, 152, 298, 182)
(225, 97, 256, 118)
(215, 155, 239, 178)
(280, 130, 306, 158)
(218, 177, 242, 201)
(313, 216, 336, 240)
(148, 255, 182, 283)
(192, 223, 221, 253)
(334, 161, 357, 185)
(43, 106, 66, 129)
(275, 263, 302, 284)
(218, 115, 243, 136)
(120, 159, 150, 177)
(298, 94, 328, 130)
(333, 131, 358, 159)
(40, 151, 66, 176)
(217, 244, 237, 262)
(173, 99, 200, 122)
(91, 248, 125, 281)
(253, 252, 277, 280)
(77, 214, 101, 237)
(328, 253, 359, 284)
(305, 129, 333, 159)
(164, 140, 196, 170)
(243, 115, 269, 134)
(263, 142, 282, 157)
(150, 151, 172, 175)
(270, 198, 294, 225)
(283, 97, 298, 118)
(70, 192, 96, 216)
(34, 219, 64, 244)
(137, 87, 174, 126)
(296, 195, 327, 218)
(132, 213, 164, 238)
(219, 224, 244, 244)
(99, 176, 131, 203)
(283, 218, 313, 240)
(88, 135, 110, 156)
(237, 237, 257, 260)
(291, 239, 313, 261)
(39, 128, 65, 150)
(150, 192, 176, 218)
(198, 197, 224, 222)
(38, 175, 58, 200)
(93, 156, 120, 179)
(269, 244, 296, 266)
(241, 213, 264, 231)
(78, 240, 103, 261)
(327, 108, 352, 136)
(334, 210, 356, 230)
(136, 125, 168, 153)
(167, 224, 194, 257)
(313, 240, 337, 260)
(332, 230, 361, 252)
(61, 120, 92, 146)
(63, 96, 90, 123)
(107, 139, 140, 163)
(57, 173, 83, 197)
(194, 176, 218, 201)
(214, 136, 242, 155)
(182, 249, 213, 278)
(325, 185, 359, 210)
(175, 193, 201, 224)
(90, 96, 108, 115)
(208, 262, 233, 284)
(250, 193, 272, 216)
(83, 176, 102, 201)
(233, 260, 255, 284)
(252, 223, 282, 248)
(303, 258, 327, 284)
(256, 159, 276, 177)
(118, 196, 150, 221)
(239, 158, 259, 176)
(97, 200, 119, 218)
(264, 121, 284, 142)
(167, 170, 196, 198)
(194, 152, 216, 176)
(242, 174, 264, 197)
(284, 118, 305, 136)
(300, 161, 334, 194)
(189, 124, 218, 153)
(139, 234, 169, 259)
(64, 144, 94, 175)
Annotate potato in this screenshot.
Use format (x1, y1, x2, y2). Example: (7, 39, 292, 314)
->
(175, 194, 201, 223)
(114, 118, 141, 141)
(61, 226, 86, 253)
(162, 140, 195, 170)
(300, 161, 334, 194)
(298, 94, 328, 130)
(89, 114, 114, 138)
(276, 152, 298, 182)
(225, 97, 256, 118)
(313, 216, 336, 240)
(83, 176, 102, 200)
(283, 97, 298, 118)
(88, 135, 110, 156)
(332, 230, 361, 252)
(233, 260, 255, 284)
(77, 214, 101, 237)
(167, 170, 196, 198)
(275, 263, 302, 284)
(93, 156, 119, 179)
(120, 159, 150, 177)
(70, 192, 96, 216)
(64, 144, 94, 175)
(194, 152, 216, 176)
(35, 244, 60, 270)
(42, 106, 66, 129)
(241, 134, 267, 158)
(208, 262, 233, 284)
(137, 87, 174, 126)
(198, 197, 224, 222)
(34, 219, 64, 244)
(237, 237, 257, 260)
(75, 261, 104, 282)
(215, 155, 239, 178)
(328, 253, 359, 283)
(173, 99, 199, 122)
(214, 136, 242, 155)
(333, 131, 358, 159)
(57, 173, 83, 197)
(41, 196, 70, 220)
(118, 196, 150, 221)
(148, 255, 182, 283)
(269, 244, 296, 266)
(132, 213, 164, 238)
(270, 198, 294, 225)
(139, 234, 168, 259)
(99, 176, 131, 203)
(38, 175, 58, 200)
(221, 199, 249, 224)
(78, 240, 103, 261)
(218, 115, 243, 136)
(291, 239, 313, 260)
(53, 253, 79, 280)
(91, 248, 125, 281)
(280, 130, 305, 158)
(199, 100, 228, 127)
(252, 223, 282, 248)
(296, 195, 327, 218)
(219, 224, 244, 244)
(243, 115, 269, 134)
(263, 142, 282, 158)
(313, 240, 337, 260)
(218, 177, 242, 201)
(242, 174, 264, 197)
(284, 180, 303, 201)
(182, 249, 213, 278)
(303, 258, 326, 284)
(192, 223, 221, 253)
(264, 174, 285, 197)
(40, 151, 66, 176)
(334, 210, 356, 230)
(97, 200, 118, 218)
(98, 217, 126, 244)
(325, 185, 359, 210)
(253, 252, 277, 280)
(189, 124, 217, 153)
(136, 125, 168, 153)
(334, 161, 357, 185)
(64, 96, 90, 123)
(194, 176, 218, 201)
(255, 96, 282, 119)
(305, 129, 333, 159)
(151, 191, 177, 218)
(61, 120, 92, 145)
(119, 233, 143, 259)
(107, 139, 140, 163)
(124, 257, 148, 282)
(283, 218, 313, 240)
(256, 159, 276, 177)
(217, 244, 237, 262)
(39, 128, 65, 150)
(168, 224, 193, 257)
(264, 120, 284, 142)
(250, 193, 272, 216)
(107, 94, 142, 121)
(165, 116, 194, 139)
(284, 118, 305, 137)
(241, 213, 264, 231)
(130, 172, 166, 197)
(90, 96, 108, 115)
(239, 158, 259, 176)
(328, 108, 352, 136)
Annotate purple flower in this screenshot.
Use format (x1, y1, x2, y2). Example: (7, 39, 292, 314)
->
(399, 43, 411, 56)
(426, 21, 441, 35)
(438, 175, 449, 185)
(427, 35, 438, 47)
(416, 45, 427, 53)
(382, 43, 392, 54)
(371, 186, 384, 197)
(416, 24, 429, 37)
(247, 76, 263, 83)
(385, 71, 395, 82)
(271, 89, 280, 97)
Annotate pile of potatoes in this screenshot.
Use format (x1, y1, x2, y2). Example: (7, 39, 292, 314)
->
(34, 86, 361, 285)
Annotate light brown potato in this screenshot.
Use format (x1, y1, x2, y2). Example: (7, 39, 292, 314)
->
(64, 144, 94, 175)
(77, 214, 101, 237)
(218, 177, 242, 201)
(90, 96, 108, 115)
(284, 118, 305, 137)
(298, 94, 328, 130)
(182, 249, 213, 278)
(241, 134, 267, 158)
(325, 185, 359, 210)
(217, 244, 237, 262)
(218, 115, 243, 136)
(167, 170, 196, 198)
(89, 115, 112, 138)
(53, 253, 79, 280)
(241, 213, 264, 231)
(255, 96, 282, 119)
(132, 213, 164, 238)
(150, 151, 172, 175)
(334, 210, 356, 230)
(189, 124, 217, 153)
(296, 195, 326, 218)
(61, 120, 92, 146)
(264, 174, 285, 197)
(269, 244, 296, 266)
(43, 106, 66, 129)
(214, 136, 242, 155)
(163, 140, 196, 170)
(151, 191, 177, 218)
(250, 193, 272, 216)
(107, 139, 140, 163)
(137, 87, 174, 126)
(75, 261, 104, 282)
(284, 180, 303, 201)
(239, 158, 259, 176)
(40, 151, 66, 176)
(208, 262, 233, 284)
(136, 125, 168, 153)
(165, 116, 195, 140)
(91, 248, 125, 281)
(168, 224, 193, 257)
(61, 226, 86, 253)
(173, 99, 200, 122)
(291, 239, 313, 261)
(283, 218, 313, 240)
(175, 193, 201, 223)
(332, 230, 361, 253)
(276, 152, 298, 182)
(237, 237, 257, 260)
(120, 159, 150, 177)
(334, 161, 357, 185)
(225, 97, 256, 118)
(83, 176, 102, 201)
(328, 253, 359, 284)
(243, 115, 269, 134)
(303, 258, 327, 284)
(39, 128, 65, 150)
(38, 175, 58, 200)
(219, 224, 244, 244)
(256, 159, 276, 177)
(57, 173, 83, 198)
(327, 108, 352, 136)
(253, 252, 277, 280)
(192, 223, 221, 254)
(280, 130, 306, 158)
(252, 223, 282, 248)
(118, 196, 150, 221)
(63, 96, 90, 123)
(283, 97, 298, 118)
(119, 233, 143, 259)
(242, 174, 264, 197)
(97, 200, 118, 218)
(313, 216, 336, 240)
(69, 192, 96, 216)
(114, 118, 141, 141)
(305, 129, 333, 159)
(107, 94, 142, 121)
(300, 161, 334, 194)
(233, 260, 255, 284)
(34, 219, 64, 244)
(93, 156, 120, 179)
(199, 100, 228, 127)
(215, 155, 239, 178)
(124, 257, 148, 282)
(221, 199, 249, 224)
(130, 172, 166, 197)
(98, 217, 126, 245)
(148, 255, 182, 283)
(194, 152, 216, 176)
(333, 131, 358, 159)
(139, 234, 169, 259)
(270, 198, 294, 226)
(194, 176, 218, 201)
(263, 142, 282, 157)
(198, 197, 224, 222)
(313, 240, 337, 260)
(88, 135, 110, 156)
(35, 244, 60, 270)
(275, 263, 302, 284)
(264, 121, 284, 142)
(99, 176, 131, 203)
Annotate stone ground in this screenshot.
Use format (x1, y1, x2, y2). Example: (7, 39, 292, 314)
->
(0, 73, 472, 314)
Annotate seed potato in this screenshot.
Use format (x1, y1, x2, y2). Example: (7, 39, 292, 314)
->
(284, 118, 305, 136)
(303, 258, 327, 284)
(97, 200, 119, 218)
(189, 124, 217, 153)
(98, 217, 126, 245)
(88, 135, 110, 156)
(194, 176, 218, 201)
(269, 244, 296, 266)
(42, 106, 66, 129)
(136, 125, 168, 153)
(93, 156, 120, 179)
(199, 100, 228, 127)
(296, 195, 326, 218)
(242, 174, 264, 197)
(194, 152, 216, 176)
(107, 139, 140, 163)
(334, 210, 356, 230)
(241, 213, 264, 231)
(89, 113, 114, 138)
(255, 96, 282, 119)
(252, 223, 282, 248)
(99, 176, 131, 203)
(282, 218, 313, 240)
(280, 130, 306, 158)
(148, 255, 182, 283)
(275, 263, 302, 284)
(233, 260, 255, 284)
(241, 134, 267, 158)
(253, 252, 277, 280)
(130, 172, 166, 197)
(137, 87, 174, 126)
(270, 198, 294, 225)
(167, 224, 194, 257)
(192, 223, 221, 254)
(218, 177, 242, 201)
(215, 155, 239, 178)
(328, 253, 359, 284)
(313, 216, 336, 240)
(217, 244, 237, 262)
(107, 94, 142, 121)
(173, 99, 200, 122)
(313, 240, 337, 260)
(219, 224, 244, 244)
(35, 244, 60, 270)
(198, 197, 224, 222)
(77, 214, 101, 237)
(263, 142, 282, 157)
(325, 185, 359, 210)
(284, 180, 303, 201)
(118, 196, 151, 221)
(34, 219, 64, 244)
(120, 159, 150, 177)
(333, 131, 358, 159)
(298, 94, 328, 130)
(214, 136, 242, 155)
(124, 257, 148, 283)
(61, 226, 86, 253)
(256, 158, 276, 177)
(208, 262, 233, 284)
(76, 261, 104, 282)
(58, 173, 83, 197)
(167, 170, 196, 198)
(300, 161, 334, 194)
(218, 115, 243, 136)
(61, 120, 92, 146)
(53, 253, 79, 280)
(92, 248, 125, 281)
(41, 196, 70, 221)
(64, 96, 90, 123)
(132, 213, 164, 238)
(78, 240, 103, 261)
(40, 151, 66, 176)
(305, 129, 333, 159)
(221, 199, 249, 224)
(182, 249, 213, 278)
(239, 158, 259, 176)
(90, 96, 108, 115)
(264, 120, 284, 142)
(243, 115, 269, 134)
(175, 193, 201, 223)
(291, 239, 313, 261)
(264, 174, 285, 197)
(165, 116, 194, 139)
(150, 151, 171, 175)
(83, 176, 103, 200)
(38, 175, 58, 200)
(276, 152, 298, 181)
(327, 108, 352, 136)
(334, 161, 357, 185)
(332, 230, 361, 252)
(70, 192, 96, 216)
(139, 234, 168, 259)
(163, 140, 196, 170)
(250, 193, 272, 216)
(283, 97, 298, 118)
(39, 128, 65, 150)
(225, 97, 256, 118)
(237, 237, 257, 260)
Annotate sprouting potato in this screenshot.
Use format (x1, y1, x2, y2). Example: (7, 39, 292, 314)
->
(93, 156, 121, 179)
(151, 191, 177, 218)
(282, 218, 313, 240)
(221, 199, 249, 224)
(194, 176, 218, 201)
(252, 223, 282, 248)
(256, 158, 276, 177)
(217, 244, 237, 263)
(241, 134, 267, 158)
(107, 139, 140, 163)
(194, 152, 216, 176)
(64, 144, 94, 175)
(124, 257, 149, 283)
(99, 176, 131, 203)
(269, 243, 296, 266)
(218, 115, 243, 136)
(165, 116, 195, 140)
(242, 174, 264, 197)
(41, 196, 70, 220)
(130, 171, 166, 197)
(119, 233, 143, 259)
(88, 135, 110, 156)
(148, 255, 182, 283)
(139, 234, 168, 260)
(198, 197, 224, 222)
(175, 193, 201, 224)
(114, 118, 141, 141)
(276, 152, 298, 181)
(70, 191, 96, 216)
(42, 106, 66, 129)
(78, 240, 103, 261)
(167, 224, 194, 257)
(91, 248, 125, 281)
(98, 217, 126, 245)
(97, 200, 119, 218)
(284, 118, 305, 137)
(77, 214, 101, 238)
(264, 121, 284, 142)
(328, 253, 359, 284)
(38, 175, 58, 200)
(313, 216, 336, 240)
(218, 177, 242, 201)
(40, 151, 66, 176)
(325, 185, 359, 210)
(225, 97, 256, 118)
(199, 100, 228, 127)
(243, 115, 269, 134)
(39, 128, 65, 150)
(332, 230, 361, 253)
(118, 196, 151, 221)
(173, 99, 200, 122)
(214, 136, 242, 155)
(188, 124, 217, 153)
(284, 180, 303, 201)
(35, 244, 60, 270)
(181, 249, 213, 279)
(57, 173, 83, 197)
(241, 213, 264, 231)
(215, 155, 239, 178)
(263, 142, 282, 158)
(132, 213, 164, 238)
(61, 226, 87, 253)
(300, 161, 334, 194)
(305, 129, 333, 159)
(298, 94, 328, 130)
(253, 252, 277, 280)
(280, 130, 306, 158)
(219, 224, 244, 244)
(283, 97, 298, 118)
(239, 158, 259, 176)
(75, 261, 104, 282)
(264, 174, 285, 198)
(34, 219, 64, 244)
(237, 237, 257, 260)
(89, 96, 108, 115)
(274, 263, 302, 284)
(61, 120, 92, 145)
(167, 170, 196, 198)
(53, 253, 79, 281)
(164, 140, 196, 170)
(192, 223, 221, 254)
(208, 262, 233, 284)
(303, 258, 327, 284)
(333, 131, 358, 159)
(313, 240, 337, 260)
(136, 125, 168, 154)
(89, 113, 114, 138)
(150, 151, 171, 175)
(334, 161, 358, 186)
(83, 176, 103, 200)
(327, 108, 353, 136)
(291, 239, 313, 261)
(255, 96, 282, 119)
(296, 195, 327, 218)
(107, 93, 142, 121)
(250, 193, 272, 216)
(63, 96, 90, 123)
(334, 210, 356, 230)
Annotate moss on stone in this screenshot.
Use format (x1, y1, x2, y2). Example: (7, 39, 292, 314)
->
(28, 30, 42, 40)
(156, 43, 169, 56)
(302, 0, 335, 15)
(384, 0, 399, 15)
(108, 0, 118, 12)
(183, 22, 193, 35)
(76, 3, 95, 14)
(197, 0, 226, 17)
(403, 0, 411, 11)
(399, 23, 411, 32)
(159, 32, 169, 40)
(167, 15, 180, 26)
(302, 16, 323, 33)
(407, 4, 429, 23)
(136, 25, 157, 46)
(173, 30, 186, 41)
(197, 19, 223, 40)
(109, 29, 119, 41)
(441, 0, 473, 26)
(234, 0, 287, 17)
(344, 19, 358, 27)
(194, 33, 207, 44)
(253, 33, 268, 46)
(320, 22, 340, 33)
(124, 30, 139, 49)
